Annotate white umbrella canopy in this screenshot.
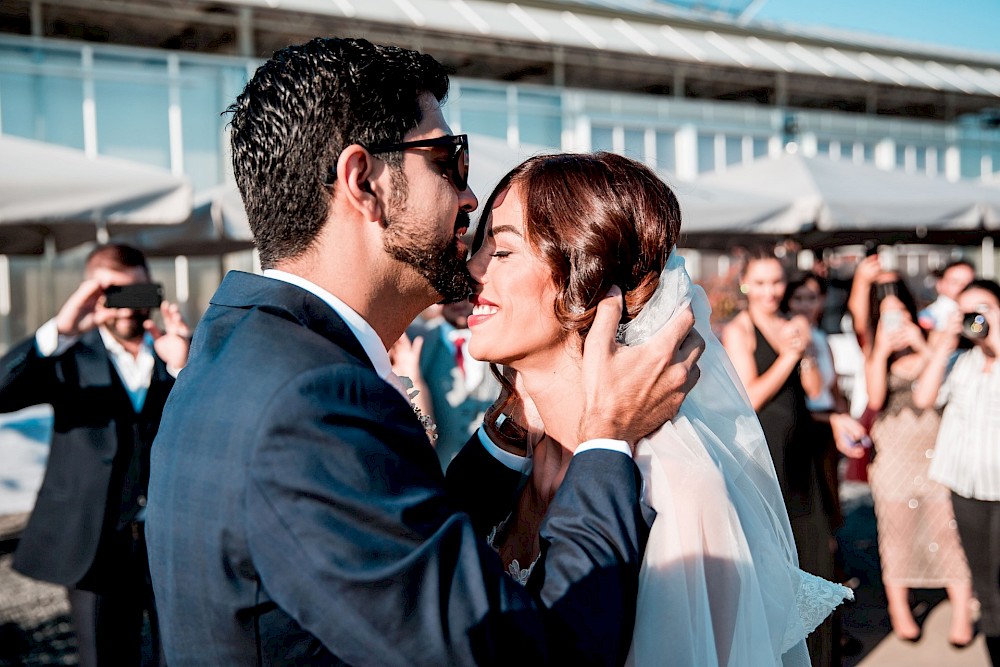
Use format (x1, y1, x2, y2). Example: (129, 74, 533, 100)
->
(695, 152, 1000, 245)
(0, 135, 192, 255)
(117, 183, 252, 256)
(663, 176, 795, 240)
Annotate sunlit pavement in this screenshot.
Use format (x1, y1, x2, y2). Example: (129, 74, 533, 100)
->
(838, 481, 991, 667)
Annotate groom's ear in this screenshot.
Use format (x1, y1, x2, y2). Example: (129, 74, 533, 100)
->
(335, 144, 384, 223)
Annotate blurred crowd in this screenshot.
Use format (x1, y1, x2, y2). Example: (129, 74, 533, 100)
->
(703, 248, 998, 666)
(396, 245, 1000, 667)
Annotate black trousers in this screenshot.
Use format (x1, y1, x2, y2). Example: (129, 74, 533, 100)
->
(951, 492, 1000, 665)
(73, 522, 162, 667)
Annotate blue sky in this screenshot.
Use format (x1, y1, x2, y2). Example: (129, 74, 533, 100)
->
(750, 0, 1000, 56)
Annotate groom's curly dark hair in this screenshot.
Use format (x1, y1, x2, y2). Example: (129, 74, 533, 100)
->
(227, 37, 449, 268)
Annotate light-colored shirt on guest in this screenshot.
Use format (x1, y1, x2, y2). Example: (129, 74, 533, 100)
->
(929, 345, 1000, 501)
(36, 318, 157, 412)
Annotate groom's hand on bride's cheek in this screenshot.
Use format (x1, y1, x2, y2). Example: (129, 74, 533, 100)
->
(578, 288, 704, 451)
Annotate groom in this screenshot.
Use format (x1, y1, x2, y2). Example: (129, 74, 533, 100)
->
(146, 37, 702, 666)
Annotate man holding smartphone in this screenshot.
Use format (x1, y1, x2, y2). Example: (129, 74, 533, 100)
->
(0, 244, 190, 666)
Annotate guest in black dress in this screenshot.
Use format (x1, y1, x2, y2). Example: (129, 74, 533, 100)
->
(722, 249, 867, 666)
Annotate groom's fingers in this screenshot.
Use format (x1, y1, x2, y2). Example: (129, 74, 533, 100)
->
(642, 305, 696, 357)
(587, 285, 623, 355)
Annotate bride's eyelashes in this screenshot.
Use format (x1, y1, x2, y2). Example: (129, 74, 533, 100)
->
(491, 251, 512, 259)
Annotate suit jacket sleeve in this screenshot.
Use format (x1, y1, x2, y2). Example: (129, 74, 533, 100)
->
(0, 337, 58, 413)
(445, 430, 524, 537)
(245, 364, 646, 667)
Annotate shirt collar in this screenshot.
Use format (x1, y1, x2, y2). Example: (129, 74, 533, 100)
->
(97, 326, 154, 357)
(262, 269, 392, 380)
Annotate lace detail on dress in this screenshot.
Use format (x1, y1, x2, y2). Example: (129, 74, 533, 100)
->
(782, 569, 854, 652)
(486, 513, 540, 586)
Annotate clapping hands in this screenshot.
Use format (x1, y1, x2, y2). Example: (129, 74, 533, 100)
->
(778, 315, 812, 360)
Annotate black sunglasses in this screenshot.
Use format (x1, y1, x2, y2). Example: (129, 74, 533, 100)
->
(367, 134, 469, 192)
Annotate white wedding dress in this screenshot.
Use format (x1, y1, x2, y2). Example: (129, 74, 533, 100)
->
(619, 252, 852, 667)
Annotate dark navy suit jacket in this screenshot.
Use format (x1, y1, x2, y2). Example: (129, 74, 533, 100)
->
(0, 329, 173, 591)
(146, 271, 647, 666)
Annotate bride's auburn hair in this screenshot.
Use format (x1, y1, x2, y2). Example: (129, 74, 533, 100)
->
(475, 151, 682, 338)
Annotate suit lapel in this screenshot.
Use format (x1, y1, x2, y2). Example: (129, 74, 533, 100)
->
(75, 329, 114, 389)
(211, 271, 374, 371)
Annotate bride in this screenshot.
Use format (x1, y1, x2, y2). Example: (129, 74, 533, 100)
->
(445, 152, 852, 666)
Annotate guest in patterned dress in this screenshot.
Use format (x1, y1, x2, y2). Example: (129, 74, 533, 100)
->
(864, 271, 973, 645)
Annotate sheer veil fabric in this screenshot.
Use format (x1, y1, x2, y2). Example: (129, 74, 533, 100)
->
(620, 252, 852, 666)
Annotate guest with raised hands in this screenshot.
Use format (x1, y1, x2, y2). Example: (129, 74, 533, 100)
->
(848, 253, 884, 352)
(914, 280, 1000, 665)
(864, 271, 973, 646)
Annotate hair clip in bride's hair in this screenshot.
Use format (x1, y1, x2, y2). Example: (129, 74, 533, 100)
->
(616, 322, 628, 344)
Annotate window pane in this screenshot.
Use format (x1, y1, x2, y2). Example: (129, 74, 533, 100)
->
(591, 126, 614, 152)
(94, 54, 170, 167)
(0, 72, 34, 137)
(39, 76, 86, 149)
(697, 133, 715, 173)
(519, 112, 561, 148)
(725, 135, 742, 166)
(656, 131, 676, 172)
(180, 63, 228, 191)
(895, 145, 907, 168)
(460, 88, 507, 141)
(817, 140, 831, 156)
(624, 129, 645, 160)
(753, 137, 769, 159)
(960, 145, 982, 179)
(915, 146, 927, 171)
(0, 45, 84, 148)
(518, 91, 560, 111)
(864, 143, 875, 163)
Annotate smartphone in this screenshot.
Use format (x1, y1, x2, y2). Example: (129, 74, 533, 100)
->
(864, 240, 879, 257)
(103, 283, 164, 309)
(962, 312, 989, 339)
(842, 434, 873, 449)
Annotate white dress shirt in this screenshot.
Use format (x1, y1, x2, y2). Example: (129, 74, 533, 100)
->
(36, 318, 156, 412)
(929, 345, 1000, 500)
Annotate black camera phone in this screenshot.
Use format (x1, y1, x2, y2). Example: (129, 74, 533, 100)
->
(103, 283, 164, 309)
(962, 312, 989, 339)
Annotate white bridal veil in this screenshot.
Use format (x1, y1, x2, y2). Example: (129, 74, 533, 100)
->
(619, 252, 852, 667)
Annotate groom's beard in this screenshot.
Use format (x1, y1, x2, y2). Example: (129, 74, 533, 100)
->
(383, 196, 472, 304)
